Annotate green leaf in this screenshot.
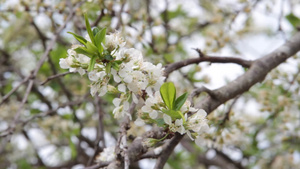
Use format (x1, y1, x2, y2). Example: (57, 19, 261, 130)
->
(156, 118, 165, 127)
(67, 32, 87, 45)
(74, 47, 93, 57)
(160, 82, 176, 110)
(84, 13, 96, 45)
(88, 55, 97, 71)
(86, 41, 98, 54)
(93, 27, 100, 36)
(163, 109, 182, 120)
(286, 13, 300, 28)
(111, 62, 120, 71)
(105, 62, 112, 74)
(174, 92, 188, 111)
(95, 28, 106, 53)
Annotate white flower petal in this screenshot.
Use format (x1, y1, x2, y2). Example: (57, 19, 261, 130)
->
(149, 110, 158, 119)
(199, 123, 209, 133)
(123, 75, 133, 83)
(77, 68, 86, 76)
(118, 84, 126, 93)
(163, 114, 172, 125)
(88, 71, 99, 81)
(59, 58, 69, 69)
(134, 117, 145, 126)
(123, 101, 130, 110)
(132, 93, 139, 104)
(98, 86, 107, 96)
(186, 131, 194, 141)
(113, 98, 121, 107)
(197, 109, 207, 117)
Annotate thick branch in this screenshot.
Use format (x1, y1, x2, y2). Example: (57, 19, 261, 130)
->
(154, 133, 184, 169)
(198, 32, 300, 113)
(104, 32, 300, 169)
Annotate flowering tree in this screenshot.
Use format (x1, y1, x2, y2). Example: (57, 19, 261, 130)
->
(0, 0, 300, 169)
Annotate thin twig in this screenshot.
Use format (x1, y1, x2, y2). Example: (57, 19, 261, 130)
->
(84, 161, 110, 169)
(1, 2, 82, 139)
(87, 96, 106, 166)
(40, 71, 76, 85)
(0, 73, 32, 105)
(0, 96, 86, 138)
(219, 96, 240, 127)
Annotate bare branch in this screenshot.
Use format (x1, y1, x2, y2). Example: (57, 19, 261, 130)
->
(84, 162, 110, 169)
(0, 73, 32, 105)
(164, 55, 253, 76)
(154, 133, 184, 169)
(0, 95, 86, 138)
(219, 96, 240, 127)
(40, 71, 76, 85)
(198, 32, 300, 114)
(3, 2, 83, 139)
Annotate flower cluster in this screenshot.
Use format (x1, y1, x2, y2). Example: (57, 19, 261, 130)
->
(59, 15, 164, 119)
(59, 15, 209, 144)
(136, 90, 209, 141)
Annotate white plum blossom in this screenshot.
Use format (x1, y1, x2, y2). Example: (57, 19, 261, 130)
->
(59, 57, 73, 69)
(141, 91, 164, 119)
(186, 109, 209, 133)
(95, 146, 116, 162)
(59, 45, 90, 75)
(104, 31, 126, 51)
(88, 71, 106, 82)
(180, 100, 197, 112)
(163, 114, 185, 134)
(142, 62, 165, 95)
(90, 75, 109, 96)
(112, 97, 131, 119)
(164, 115, 185, 135)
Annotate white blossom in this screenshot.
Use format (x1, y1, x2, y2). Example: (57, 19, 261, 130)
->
(95, 146, 116, 162)
(104, 31, 126, 51)
(180, 100, 197, 113)
(59, 57, 72, 69)
(169, 118, 185, 134)
(186, 109, 208, 133)
(142, 62, 165, 94)
(117, 48, 143, 65)
(59, 45, 90, 75)
(88, 71, 106, 82)
(112, 100, 131, 119)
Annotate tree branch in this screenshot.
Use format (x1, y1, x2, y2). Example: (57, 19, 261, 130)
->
(154, 133, 184, 169)
(164, 55, 253, 76)
(198, 32, 300, 114)
(40, 71, 76, 85)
